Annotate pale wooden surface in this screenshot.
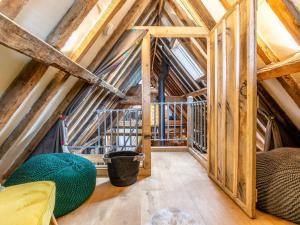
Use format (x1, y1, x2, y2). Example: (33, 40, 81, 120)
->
(208, 0, 257, 217)
(58, 152, 293, 225)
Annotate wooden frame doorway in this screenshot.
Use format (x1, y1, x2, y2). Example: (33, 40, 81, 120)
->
(138, 26, 209, 176)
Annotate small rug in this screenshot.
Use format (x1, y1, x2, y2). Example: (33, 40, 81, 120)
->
(146, 208, 199, 225)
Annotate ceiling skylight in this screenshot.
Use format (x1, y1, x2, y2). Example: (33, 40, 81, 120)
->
(171, 40, 204, 80)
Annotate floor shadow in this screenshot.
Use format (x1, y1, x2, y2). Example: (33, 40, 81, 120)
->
(87, 180, 128, 203)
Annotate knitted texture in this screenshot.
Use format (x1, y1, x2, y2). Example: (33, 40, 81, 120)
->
(5, 153, 96, 217)
(257, 148, 300, 224)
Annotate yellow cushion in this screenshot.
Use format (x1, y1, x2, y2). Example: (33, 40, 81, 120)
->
(0, 181, 56, 225)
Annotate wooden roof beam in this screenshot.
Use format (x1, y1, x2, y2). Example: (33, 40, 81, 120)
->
(0, 0, 156, 180)
(185, 88, 207, 97)
(0, 0, 28, 19)
(120, 95, 187, 105)
(47, 0, 99, 49)
(257, 52, 300, 80)
(0, 13, 125, 98)
(131, 26, 209, 38)
(161, 9, 207, 72)
(257, 34, 300, 108)
(0, 0, 113, 133)
(180, 0, 216, 30)
(267, 0, 300, 45)
(88, 0, 154, 71)
(221, 0, 300, 109)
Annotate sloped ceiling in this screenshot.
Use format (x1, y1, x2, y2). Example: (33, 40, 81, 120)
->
(0, 0, 300, 180)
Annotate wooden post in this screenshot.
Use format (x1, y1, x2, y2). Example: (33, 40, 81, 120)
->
(187, 96, 193, 148)
(141, 34, 151, 176)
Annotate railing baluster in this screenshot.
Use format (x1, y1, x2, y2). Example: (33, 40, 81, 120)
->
(97, 111, 101, 152)
(193, 103, 196, 144)
(104, 110, 107, 152)
(200, 102, 203, 148)
(180, 103, 183, 140)
(198, 103, 200, 148)
(167, 102, 170, 140)
(129, 111, 132, 147)
(154, 103, 156, 141)
(116, 110, 119, 150)
(110, 110, 113, 151)
(204, 102, 207, 149)
(174, 103, 176, 139)
(123, 109, 126, 149)
(135, 109, 138, 146)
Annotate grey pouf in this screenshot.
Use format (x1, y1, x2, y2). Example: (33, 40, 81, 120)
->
(257, 148, 300, 224)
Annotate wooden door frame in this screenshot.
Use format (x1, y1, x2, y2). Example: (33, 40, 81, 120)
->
(138, 26, 209, 176)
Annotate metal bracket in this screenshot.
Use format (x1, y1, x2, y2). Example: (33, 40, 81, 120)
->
(133, 153, 145, 162)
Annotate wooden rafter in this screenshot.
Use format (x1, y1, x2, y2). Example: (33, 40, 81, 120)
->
(88, 0, 154, 71)
(257, 35, 300, 108)
(258, 53, 300, 79)
(121, 94, 186, 105)
(0, 0, 155, 180)
(0, 13, 125, 98)
(0, 1, 121, 134)
(151, 0, 165, 71)
(185, 88, 207, 97)
(0, 0, 29, 19)
(70, 0, 126, 61)
(131, 26, 209, 37)
(266, 0, 300, 45)
(219, 0, 232, 10)
(181, 0, 216, 30)
(47, 0, 99, 49)
(161, 7, 207, 73)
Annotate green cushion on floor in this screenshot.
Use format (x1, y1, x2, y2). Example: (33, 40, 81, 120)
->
(4, 153, 96, 217)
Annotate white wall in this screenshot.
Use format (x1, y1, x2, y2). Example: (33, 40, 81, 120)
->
(0, 0, 74, 97)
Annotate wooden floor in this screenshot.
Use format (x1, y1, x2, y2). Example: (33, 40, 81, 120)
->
(58, 152, 294, 225)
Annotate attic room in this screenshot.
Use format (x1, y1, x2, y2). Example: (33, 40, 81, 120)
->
(0, 0, 300, 224)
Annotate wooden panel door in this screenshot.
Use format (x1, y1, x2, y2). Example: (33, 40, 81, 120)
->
(207, 0, 257, 218)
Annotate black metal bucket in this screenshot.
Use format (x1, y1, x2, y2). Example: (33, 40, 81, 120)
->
(103, 151, 144, 187)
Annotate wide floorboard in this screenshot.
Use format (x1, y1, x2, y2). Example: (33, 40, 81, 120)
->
(58, 152, 294, 225)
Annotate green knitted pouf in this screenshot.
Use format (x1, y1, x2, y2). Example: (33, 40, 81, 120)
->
(4, 153, 96, 217)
